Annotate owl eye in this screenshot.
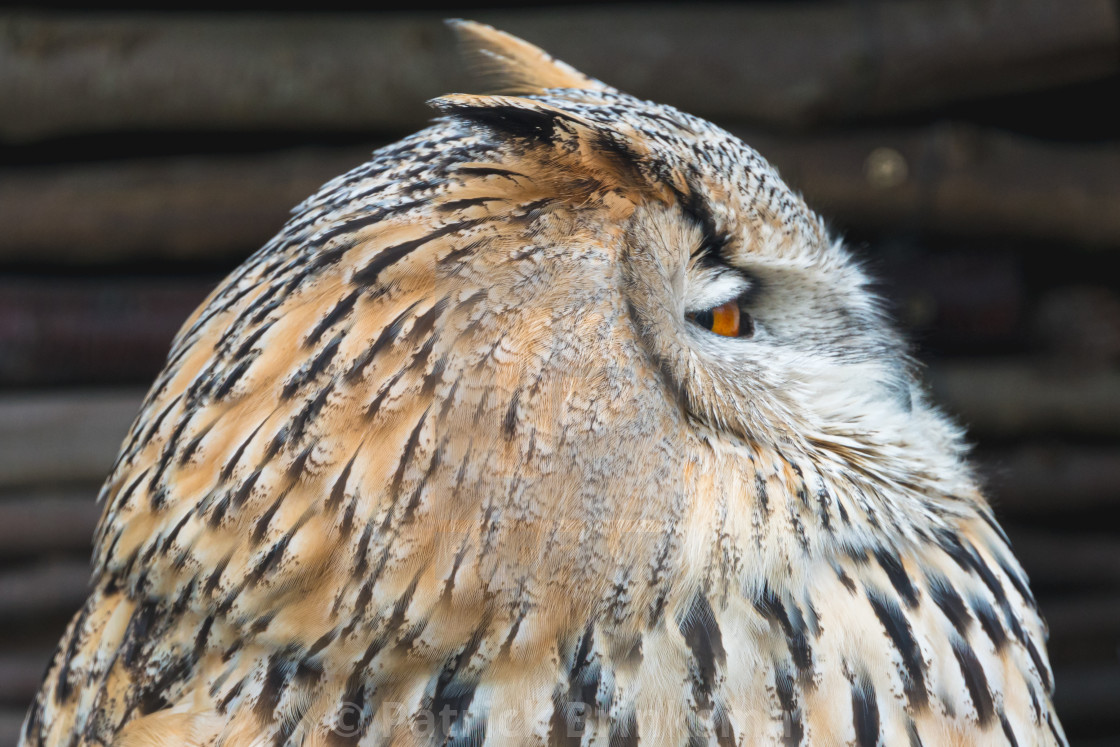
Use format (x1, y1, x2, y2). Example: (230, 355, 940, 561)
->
(688, 298, 755, 338)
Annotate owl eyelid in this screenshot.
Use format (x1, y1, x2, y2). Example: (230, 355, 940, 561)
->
(723, 268, 761, 308)
(685, 268, 757, 316)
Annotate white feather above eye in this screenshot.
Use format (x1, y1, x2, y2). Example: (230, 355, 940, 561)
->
(684, 268, 752, 313)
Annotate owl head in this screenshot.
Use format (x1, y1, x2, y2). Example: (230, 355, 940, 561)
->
(416, 22, 972, 500)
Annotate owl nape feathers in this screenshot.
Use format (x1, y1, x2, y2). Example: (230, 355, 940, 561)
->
(23, 21, 1064, 747)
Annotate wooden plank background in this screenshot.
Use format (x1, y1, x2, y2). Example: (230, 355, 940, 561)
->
(1, 3, 1118, 744)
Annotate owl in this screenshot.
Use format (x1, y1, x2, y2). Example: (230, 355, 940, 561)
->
(22, 21, 1064, 747)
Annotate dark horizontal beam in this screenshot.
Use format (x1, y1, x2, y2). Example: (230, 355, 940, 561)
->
(0, 712, 28, 747)
(745, 125, 1120, 248)
(1005, 527, 1120, 592)
(928, 360, 1120, 437)
(980, 448, 1120, 515)
(0, 489, 99, 557)
(1052, 664, 1120, 731)
(2, 2, 1117, 141)
(0, 278, 213, 385)
(0, 651, 49, 704)
(0, 147, 373, 263)
(0, 390, 140, 490)
(0, 558, 90, 621)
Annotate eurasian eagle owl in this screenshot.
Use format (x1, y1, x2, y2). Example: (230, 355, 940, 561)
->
(22, 21, 1064, 747)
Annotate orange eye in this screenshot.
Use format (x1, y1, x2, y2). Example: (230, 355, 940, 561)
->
(689, 299, 753, 338)
(709, 300, 740, 337)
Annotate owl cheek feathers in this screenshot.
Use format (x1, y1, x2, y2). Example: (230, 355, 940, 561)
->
(430, 93, 660, 199)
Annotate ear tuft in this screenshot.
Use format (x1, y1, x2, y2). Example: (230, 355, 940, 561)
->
(447, 19, 612, 95)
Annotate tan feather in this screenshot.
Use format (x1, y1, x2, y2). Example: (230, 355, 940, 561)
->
(447, 19, 611, 94)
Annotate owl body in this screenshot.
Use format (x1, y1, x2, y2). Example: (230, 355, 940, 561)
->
(22, 23, 1063, 747)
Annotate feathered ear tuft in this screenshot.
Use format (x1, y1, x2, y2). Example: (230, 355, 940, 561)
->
(447, 19, 613, 95)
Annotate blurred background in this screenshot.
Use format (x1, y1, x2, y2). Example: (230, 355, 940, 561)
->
(1, 1, 1118, 744)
